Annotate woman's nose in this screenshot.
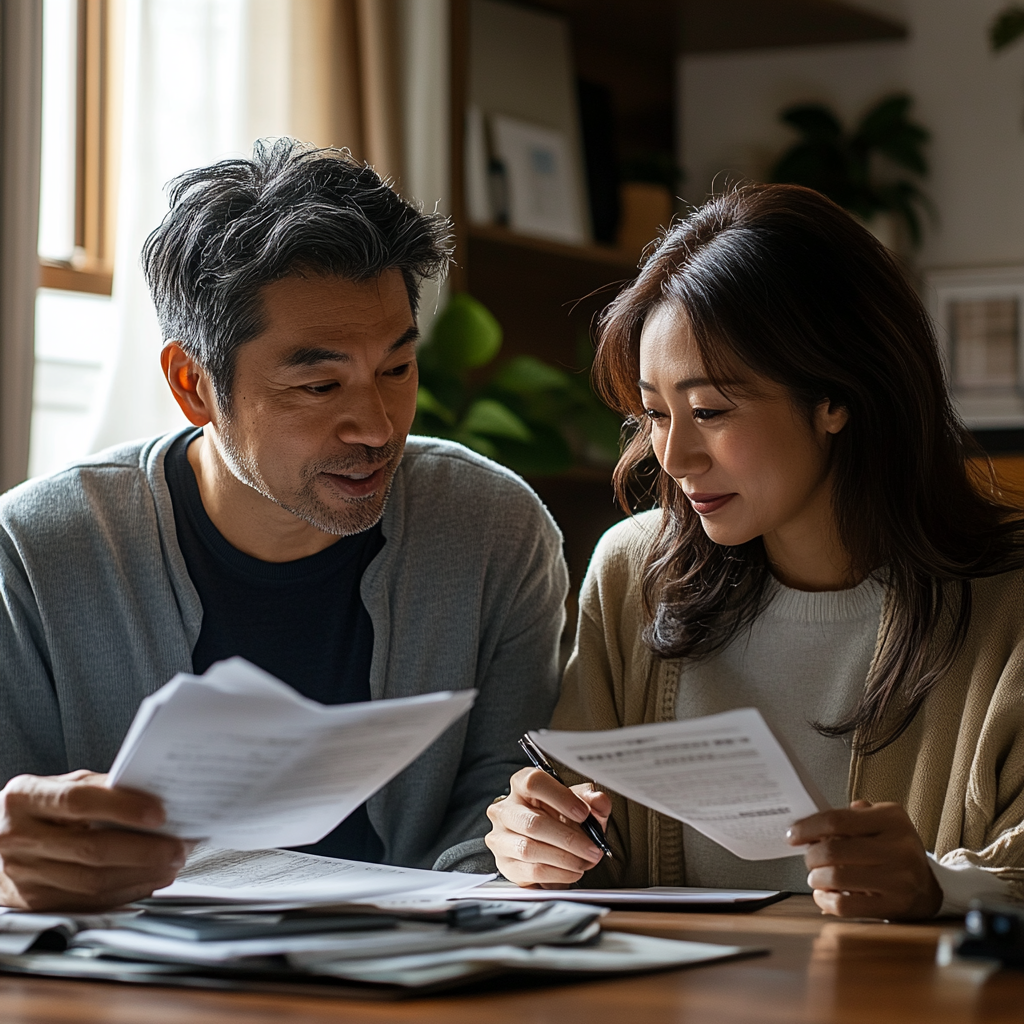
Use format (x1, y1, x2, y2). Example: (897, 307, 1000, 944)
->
(660, 418, 711, 480)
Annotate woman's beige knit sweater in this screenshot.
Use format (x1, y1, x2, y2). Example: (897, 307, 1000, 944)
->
(552, 512, 1024, 900)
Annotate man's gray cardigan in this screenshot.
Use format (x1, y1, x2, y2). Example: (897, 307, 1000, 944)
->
(0, 431, 568, 873)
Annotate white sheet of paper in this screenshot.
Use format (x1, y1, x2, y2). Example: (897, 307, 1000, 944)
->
(310, 931, 750, 986)
(152, 847, 494, 905)
(530, 708, 830, 861)
(472, 885, 781, 905)
(77, 898, 597, 964)
(107, 658, 476, 849)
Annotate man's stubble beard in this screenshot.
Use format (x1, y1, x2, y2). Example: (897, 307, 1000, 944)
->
(216, 425, 406, 538)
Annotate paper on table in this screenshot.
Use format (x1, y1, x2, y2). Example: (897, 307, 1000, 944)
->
(473, 885, 782, 906)
(307, 931, 753, 987)
(75, 901, 601, 964)
(530, 708, 830, 861)
(151, 847, 494, 905)
(108, 658, 476, 849)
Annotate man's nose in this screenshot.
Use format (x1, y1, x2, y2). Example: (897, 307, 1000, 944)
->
(336, 380, 393, 448)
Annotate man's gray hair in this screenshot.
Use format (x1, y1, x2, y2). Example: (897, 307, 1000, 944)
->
(142, 137, 453, 406)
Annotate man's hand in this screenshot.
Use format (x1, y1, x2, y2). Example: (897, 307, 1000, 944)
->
(787, 799, 942, 920)
(0, 770, 188, 912)
(485, 768, 612, 888)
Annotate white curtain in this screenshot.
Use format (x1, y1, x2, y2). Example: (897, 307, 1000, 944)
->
(90, 0, 452, 451)
(398, 0, 450, 336)
(92, 0, 259, 450)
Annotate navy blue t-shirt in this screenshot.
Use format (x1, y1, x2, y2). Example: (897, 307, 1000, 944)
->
(164, 430, 385, 861)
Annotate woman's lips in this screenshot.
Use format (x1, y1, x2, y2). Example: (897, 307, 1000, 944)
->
(686, 492, 736, 515)
(321, 465, 387, 499)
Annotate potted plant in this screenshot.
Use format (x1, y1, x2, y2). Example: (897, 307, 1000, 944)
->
(413, 294, 622, 476)
(770, 93, 932, 249)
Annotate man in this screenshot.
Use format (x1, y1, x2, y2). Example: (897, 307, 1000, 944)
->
(0, 140, 567, 911)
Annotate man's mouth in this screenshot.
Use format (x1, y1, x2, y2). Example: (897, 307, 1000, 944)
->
(321, 465, 387, 498)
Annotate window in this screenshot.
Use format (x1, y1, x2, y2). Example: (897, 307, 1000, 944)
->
(31, 0, 122, 478)
(39, 0, 121, 294)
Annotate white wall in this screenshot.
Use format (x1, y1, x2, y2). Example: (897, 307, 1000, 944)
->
(680, 0, 1024, 271)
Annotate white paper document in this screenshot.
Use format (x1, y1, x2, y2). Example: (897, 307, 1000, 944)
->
(108, 658, 477, 849)
(306, 932, 751, 988)
(152, 847, 494, 905)
(76, 899, 599, 965)
(530, 708, 830, 861)
(476, 885, 781, 906)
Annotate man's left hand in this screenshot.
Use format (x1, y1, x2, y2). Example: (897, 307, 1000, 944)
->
(787, 799, 942, 920)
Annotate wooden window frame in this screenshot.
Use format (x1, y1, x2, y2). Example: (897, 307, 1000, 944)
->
(39, 0, 121, 296)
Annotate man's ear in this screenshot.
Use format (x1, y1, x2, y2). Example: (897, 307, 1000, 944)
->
(161, 342, 214, 427)
(815, 398, 849, 437)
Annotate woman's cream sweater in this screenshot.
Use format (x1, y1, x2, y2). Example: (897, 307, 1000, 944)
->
(552, 512, 1024, 899)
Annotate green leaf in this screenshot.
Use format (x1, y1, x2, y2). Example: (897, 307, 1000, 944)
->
(491, 355, 574, 396)
(460, 399, 533, 441)
(770, 142, 853, 199)
(492, 425, 574, 476)
(855, 95, 929, 176)
(992, 6, 1024, 50)
(780, 104, 843, 142)
(425, 293, 502, 372)
(452, 431, 499, 459)
(415, 386, 456, 426)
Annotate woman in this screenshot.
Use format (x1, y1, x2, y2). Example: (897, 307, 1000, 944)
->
(485, 183, 1024, 919)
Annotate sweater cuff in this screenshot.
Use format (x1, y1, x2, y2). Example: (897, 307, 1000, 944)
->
(927, 853, 1011, 916)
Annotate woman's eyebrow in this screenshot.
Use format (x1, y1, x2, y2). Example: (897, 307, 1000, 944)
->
(638, 376, 717, 392)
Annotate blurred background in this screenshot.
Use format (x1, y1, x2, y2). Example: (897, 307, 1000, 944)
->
(2, 0, 1024, 640)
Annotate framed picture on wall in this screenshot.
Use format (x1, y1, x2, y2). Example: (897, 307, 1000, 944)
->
(489, 114, 587, 246)
(924, 266, 1024, 428)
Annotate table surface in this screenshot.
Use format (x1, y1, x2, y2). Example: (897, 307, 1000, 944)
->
(0, 895, 1020, 1024)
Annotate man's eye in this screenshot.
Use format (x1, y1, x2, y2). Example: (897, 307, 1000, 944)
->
(384, 362, 413, 377)
(305, 382, 339, 394)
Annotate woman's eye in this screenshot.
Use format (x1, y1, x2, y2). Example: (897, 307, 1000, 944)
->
(643, 407, 666, 422)
(693, 407, 725, 421)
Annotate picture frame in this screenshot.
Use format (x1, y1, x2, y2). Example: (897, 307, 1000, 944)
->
(489, 114, 587, 245)
(923, 265, 1024, 428)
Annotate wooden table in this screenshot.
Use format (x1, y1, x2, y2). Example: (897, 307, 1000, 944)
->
(0, 896, 1020, 1023)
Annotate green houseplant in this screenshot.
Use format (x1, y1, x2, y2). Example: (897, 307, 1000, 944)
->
(413, 294, 621, 477)
(770, 94, 932, 247)
(992, 6, 1024, 50)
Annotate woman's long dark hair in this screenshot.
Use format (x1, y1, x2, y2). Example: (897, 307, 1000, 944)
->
(594, 183, 1024, 753)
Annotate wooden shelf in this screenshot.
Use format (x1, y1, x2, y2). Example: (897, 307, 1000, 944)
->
(466, 223, 638, 373)
(518, 0, 906, 56)
(682, 0, 907, 54)
(468, 223, 640, 270)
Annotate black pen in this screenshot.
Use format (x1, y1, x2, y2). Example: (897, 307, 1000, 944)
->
(518, 734, 612, 859)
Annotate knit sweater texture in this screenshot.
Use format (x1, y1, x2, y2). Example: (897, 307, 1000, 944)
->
(0, 431, 569, 873)
(553, 512, 1024, 899)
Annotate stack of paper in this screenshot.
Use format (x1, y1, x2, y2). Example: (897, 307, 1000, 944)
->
(0, 845, 763, 994)
(108, 658, 477, 849)
(73, 899, 604, 966)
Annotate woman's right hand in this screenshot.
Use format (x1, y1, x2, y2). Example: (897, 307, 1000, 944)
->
(484, 768, 612, 888)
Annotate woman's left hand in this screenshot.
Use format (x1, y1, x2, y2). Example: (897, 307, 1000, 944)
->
(787, 799, 942, 920)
